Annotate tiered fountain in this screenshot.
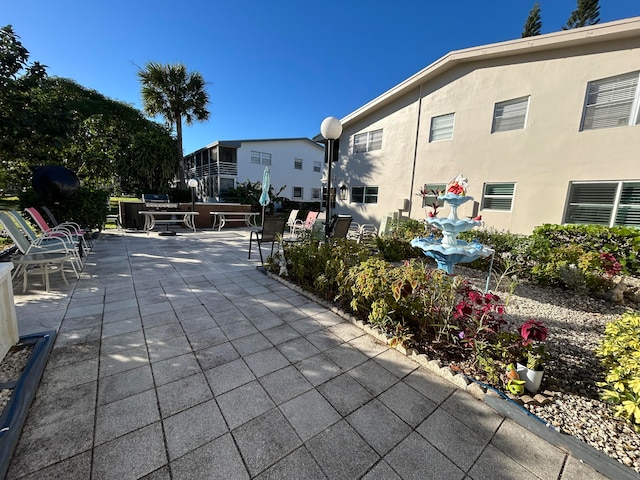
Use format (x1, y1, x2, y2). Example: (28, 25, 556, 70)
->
(411, 177, 494, 274)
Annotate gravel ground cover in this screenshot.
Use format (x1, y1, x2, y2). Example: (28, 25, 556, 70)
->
(458, 266, 640, 473)
(0, 345, 33, 417)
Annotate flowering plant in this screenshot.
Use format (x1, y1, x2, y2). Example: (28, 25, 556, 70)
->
(519, 319, 549, 370)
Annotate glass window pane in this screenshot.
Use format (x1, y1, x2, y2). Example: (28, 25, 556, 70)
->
(364, 186, 378, 204)
(422, 183, 446, 208)
(582, 72, 638, 130)
(351, 187, 364, 203)
(483, 197, 512, 210)
(354, 134, 367, 153)
(566, 205, 613, 225)
(492, 97, 528, 132)
(369, 130, 383, 151)
(430, 114, 454, 142)
(570, 183, 617, 204)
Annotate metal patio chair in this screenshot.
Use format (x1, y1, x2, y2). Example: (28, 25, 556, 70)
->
(248, 216, 287, 264)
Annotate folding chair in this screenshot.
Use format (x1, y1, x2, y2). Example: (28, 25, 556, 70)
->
(248, 217, 287, 264)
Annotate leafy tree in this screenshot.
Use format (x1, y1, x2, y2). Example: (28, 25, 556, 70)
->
(522, 3, 542, 37)
(138, 62, 210, 189)
(563, 0, 600, 30)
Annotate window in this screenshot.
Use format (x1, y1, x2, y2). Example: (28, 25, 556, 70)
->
(351, 186, 379, 204)
(294, 158, 303, 170)
(311, 188, 321, 200)
(481, 183, 515, 211)
(492, 97, 529, 133)
(564, 181, 640, 227)
(581, 71, 640, 130)
(292, 187, 303, 199)
(313, 161, 321, 173)
(421, 183, 446, 208)
(429, 113, 455, 142)
(353, 129, 383, 153)
(250, 151, 271, 165)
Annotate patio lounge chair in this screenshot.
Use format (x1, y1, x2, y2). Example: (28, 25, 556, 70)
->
(24, 207, 90, 255)
(328, 215, 352, 238)
(291, 211, 319, 236)
(248, 216, 287, 264)
(4, 211, 84, 271)
(285, 209, 299, 233)
(0, 212, 80, 288)
(41, 205, 96, 241)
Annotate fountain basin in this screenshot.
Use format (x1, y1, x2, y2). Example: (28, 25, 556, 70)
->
(411, 236, 494, 274)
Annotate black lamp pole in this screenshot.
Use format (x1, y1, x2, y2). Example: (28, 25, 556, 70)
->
(320, 116, 343, 238)
(325, 138, 335, 238)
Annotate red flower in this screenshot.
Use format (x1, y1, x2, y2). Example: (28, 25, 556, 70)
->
(520, 319, 548, 343)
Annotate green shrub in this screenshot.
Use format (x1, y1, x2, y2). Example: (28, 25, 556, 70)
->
(532, 224, 640, 276)
(282, 238, 371, 303)
(343, 258, 464, 343)
(20, 186, 109, 230)
(375, 236, 423, 262)
(596, 312, 640, 431)
(386, 217, 427, 241)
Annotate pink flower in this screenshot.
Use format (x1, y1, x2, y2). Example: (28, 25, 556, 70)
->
(520, 319, 548, 343)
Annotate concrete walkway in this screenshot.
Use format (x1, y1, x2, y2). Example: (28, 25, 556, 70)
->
(6, 229, 610, 479)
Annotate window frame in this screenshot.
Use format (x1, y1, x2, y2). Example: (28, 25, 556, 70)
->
(429, 113, 455, 142)
(481, 183, 516, 212)
(491, 97, 530, 133)
(292, 186, 303, 199)
(563, 181, 640, 227)
(311, 187, 321, 200)
(421, 183, 447, 209)
(313, 161, 321, 173)
(294, 158, 303, 170)
(353, 129, 383, 153)
(351, 186, 379, 204)
(251, 151, 271, 165)
(580, 71, 640, 131)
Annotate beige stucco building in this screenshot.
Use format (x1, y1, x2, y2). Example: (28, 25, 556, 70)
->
(326, 17, 640, 234)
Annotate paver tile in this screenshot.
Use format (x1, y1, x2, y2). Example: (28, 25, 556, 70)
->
(170, 434, 249, 480)
(280, 390, 341, 441)
(232, 409, 302, 477)
(217, 380, 276, 429)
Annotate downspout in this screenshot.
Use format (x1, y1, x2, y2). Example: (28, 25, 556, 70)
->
(407, 84, 423, 218)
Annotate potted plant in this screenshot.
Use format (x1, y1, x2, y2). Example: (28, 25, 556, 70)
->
(515, 319, 549, 393)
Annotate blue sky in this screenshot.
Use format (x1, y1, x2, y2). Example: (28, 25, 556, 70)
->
(4, 1, 640, 154)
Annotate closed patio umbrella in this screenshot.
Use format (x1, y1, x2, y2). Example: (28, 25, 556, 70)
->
(259, 167, 271, 225)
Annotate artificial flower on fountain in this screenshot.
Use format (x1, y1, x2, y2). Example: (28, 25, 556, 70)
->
(411, 175, 494, 274)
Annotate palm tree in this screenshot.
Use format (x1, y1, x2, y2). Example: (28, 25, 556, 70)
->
(138, 62, 210, 188)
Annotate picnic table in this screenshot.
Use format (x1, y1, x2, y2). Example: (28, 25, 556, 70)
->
(210, 211, 260, 231)
(139, 211, 199, 234)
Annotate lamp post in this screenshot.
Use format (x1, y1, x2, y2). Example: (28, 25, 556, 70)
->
(320, 116, 342, 238)
(188, 178, 198, 212)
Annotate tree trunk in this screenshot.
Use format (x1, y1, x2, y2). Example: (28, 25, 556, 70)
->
(175, 114, 184, 189)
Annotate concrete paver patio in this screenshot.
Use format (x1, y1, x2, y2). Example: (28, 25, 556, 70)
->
(5, 228, 612, 479)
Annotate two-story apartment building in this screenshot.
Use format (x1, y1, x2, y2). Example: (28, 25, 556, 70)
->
(184, 138, 325, 202)
(324, 17, 640, 234)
